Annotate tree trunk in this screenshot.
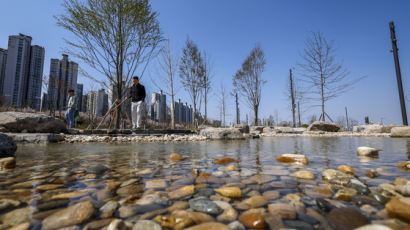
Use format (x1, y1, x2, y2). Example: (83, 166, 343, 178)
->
(320, 72, 325, 122)
(254, 104, 259, 125)
(290, 69, 296, 127)
(115, 83, 122, 129)
(204, 88, 207, 124)
(171, 93, 175, 129)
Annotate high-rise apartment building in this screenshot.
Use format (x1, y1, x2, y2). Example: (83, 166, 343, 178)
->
(76, 83, 83, 111)
(47, 54, 78, 111)
(151, 90, 167, 122)
(26, 45, 45, 110)
(86, 89, 108, 116)
(0, 48, 7, 97)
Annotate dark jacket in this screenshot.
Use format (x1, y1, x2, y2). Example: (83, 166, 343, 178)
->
(129, 83, 146, 102)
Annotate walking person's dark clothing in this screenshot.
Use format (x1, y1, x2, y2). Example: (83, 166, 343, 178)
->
(129, 83, 146, 103)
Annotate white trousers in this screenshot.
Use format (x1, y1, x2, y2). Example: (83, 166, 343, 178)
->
(131, 101, 143, 128)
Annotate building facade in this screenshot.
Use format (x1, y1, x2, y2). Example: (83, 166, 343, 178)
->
(47, 54, 78, 111)
(151, 90, 167, 122)
(173, 99, 194, 124)
(85, 89, 108, 116)
(2, 34, 45, 108)
(76, 83, 83, 111)
(0, 48, 7, 97)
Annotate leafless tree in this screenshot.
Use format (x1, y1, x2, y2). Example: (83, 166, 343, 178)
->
(297, 31, 363, 122)
(56, 0, 163, 129)
(285, 69, 297, 127)
(152, 38, 179, 129)
(233, 44, 266, 125)
(201, 51, 212, 124)
(216, 83, 228, 127)
(179, 38, 204, 127)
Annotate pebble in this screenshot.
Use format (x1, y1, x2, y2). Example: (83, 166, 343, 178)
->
(235, 195, 267, 210)
(268, 203, 296, 219)
(0, 206, 33, 227)
(262, 190, 280, 200)
(42, 201, 95, 230)
(51, 191, 90, 199)
(327, 207, 369, 229)
(213, 157, 237, 165)
(227, 221, 246, 230)
(185, 222, 231, 230)
(397, 161, 410, 170)
(284, 220, 314, 230)
(338, 165, 355, 174)
(0, 157, 16, 169)
(333, 188, 357, 200)
(214, 187, 242, 198)
(83, 218, 114, 229)
(188, 197, 223, 215)
(385, 197, 410, 222)
(357, 146, 380, 156)
(0, 198, 21, 212)
(8, 222, 30, 230)
(365, 169, 379, 178)
(395, 181, 410, 196)
(315, 198, 333, 212)
(171, 210, 214, 224)
(292, 170, 315, 179)
(322, 169, 352, 186)
(133, 220, 162, 230)
(170, 153, 183, 161)
(99, 200, 118, 218)
(168, 185, 195, 199)
(354, 224, 393, 230)
(116, 184, 144, 197)
(276, 154, 309, 165)
(238, 212, 267, 229)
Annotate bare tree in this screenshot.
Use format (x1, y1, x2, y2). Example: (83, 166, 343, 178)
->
(216, 83, 228, 127)
(201, 52, 212, 124)
(233, 44, 266, 125)
(179, 38, 204, 127)
(152, 38, 179, 129)
(56, 0, 163, 129)
(297, 31, 362, 122)
(286, 69, 297, 127)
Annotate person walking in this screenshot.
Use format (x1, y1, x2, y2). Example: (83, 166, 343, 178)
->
(65, 89, 77, 128)
(127, 76, 146, 130)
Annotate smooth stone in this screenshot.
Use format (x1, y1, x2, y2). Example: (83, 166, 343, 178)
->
(42, 201, 95, 230)
(360, 204, 379, 217)
(7, 222, 30, 230)
(168, 185, 195, 199)
(235, 195, 267, 210)
(357, 146, 380, 156)
(268, 203, 296, 219)
(36, 184, 64, 191)
(322, 169, 352, 186)
(0, 206, 33, 227)
(117, 184, 144, 197)
(213, 157, 237, 165)
(195, 174, 224, 184)
(378, 184, 401, 198)
(167, 201, 189, 212)
(135, 194, 165, 206)
(238, 212, 267, 229)
(132, 220, 162, 230)
(355, 224, 393, 230)
(189, 197, 223, 215)
(292, 170, 315, 179)
(333, 188, 357, 200)
(37, 199, 69, 211)
(315, 198, 333, 212)
(0, 198, 21, 212)
(227, 221, 246, 230)
(171, 210, 215, 224)
(284, 220, 314, 230)
(217, 207, 238, 223)
(83, 218, 114, 230)
(313, 186, 333, 198)
(348, 178, 371, 195)
(51, 191, 90, 199)
(365, 169, 379, 178)
(298, 213, 319, 225)
(385, 197, 410, 222)
(88, 165, 109, 175)
(397, 161, 410, 170)
(170, 153, 183, 161)
(0, 133, 17, 158)
(262, 190, 280, 200)
(194, 188, 214, 198)
(121, 179, 138, 188)
(185, 222, 231, 230)
(327, 207, 369, 230)
(395, 181, 410, 196)
(352, 196, 381, 207)
(107, 219, 127, 230)
(0, 157, 16, 169)
(276, 154, 309, 165)
(372, 219, 408, 230)
(99, 200, 118, 218)
(225, 165, 238, 171)
(338, 165, 355, 174)
(146, 180, 167, 189)
(214, 187, 242, 198)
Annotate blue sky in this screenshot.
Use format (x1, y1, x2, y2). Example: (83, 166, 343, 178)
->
(0, 0, 409, 125)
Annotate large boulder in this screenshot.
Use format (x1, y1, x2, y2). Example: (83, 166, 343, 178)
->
(391, 126, 410, 137)
(231, 124, 249, 133)
(307, 121, 341, 132)
(353, 124, 384, 134)
(0, 133, 17, 158)
(250, 126, 264, 134)
(200, 127, 244, 140)
(0, 112, 66, 133)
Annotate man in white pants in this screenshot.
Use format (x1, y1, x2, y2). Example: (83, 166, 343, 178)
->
(127, 76, 146, 130)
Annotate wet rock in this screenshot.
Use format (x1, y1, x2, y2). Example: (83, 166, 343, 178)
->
(0, 198, 21, 212)
(298, 213, 319, 225)
(195, 174, 224, 184)
(145, 179, 167, 189)
(284, 220, 314, 230)
(153, 215, 193, 229)
(378, 183, 401, 198)
(0, 157, 16, 169)
(262, 190, 280, 200)
(167, 201, 189, 212)
(51, 191, 90, 199)
(0, 206, 33, 227)
(276, 154, 309, 165)
(365, 169, 379, 178)
(100, 200, 118, 218)
(322, 169, 352, 186)
(395, 181, 410, 196)
(170, 153, 183, 161)
(385, 197, 410, 222)
(313, 186, 333, 198)
(285, 193, 301, 201)
(238, 212, 267, 229)
(360, 204, 378, 217)
(397, 161, 410, 170)
(0, 133, 17, 158)
(316, 198, 333, 212)
(352, 196, 381, 207)
(235, 195, 267, 210)
(37, 199, 69, 211)
(8, 222, 30, 230)
(84, 218, 114, 230)
(391, 126, 410, 137)
(106, 180, 121, 191)
(268, 203, 296, 219)
(107, 219, 127, 230)
(225, 164, 238, 171)
(213, 157, 237, 165)
(185, 222, 231, 230)
(199, 127, 244, 140)
(215, 202, 237, 223)
(189, 197, 223, 215)
(214, 187, 242, 198)
(36, 184, 64, 191)
(292, 170, 315, 179)
(168, 185, 195, 199)
(42, 201, 95, 230)
(372, 219, 408, 230)
(338, 165, 355, 174)
(194, 188, 214, 198)
(133, 220, 162, 230)
(307, 121, 341, 132)
(354, 224, 393, 230)
(327, 207, 369, 230)
(118, 205, 138, 218)
(348, 178, 370, 195)
(171, 210, 214, 224)
(117, 184, 143, 197)
(357, 146, 380, 156)
(227, 221, 246, 230)
(135, 194, 165, 206)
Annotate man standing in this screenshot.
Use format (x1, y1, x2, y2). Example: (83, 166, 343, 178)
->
(65, 89, 77, 128)
(127, 76, 146, 130)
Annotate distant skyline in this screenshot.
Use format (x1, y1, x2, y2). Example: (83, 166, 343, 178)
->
(0, 0, 409, 125)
